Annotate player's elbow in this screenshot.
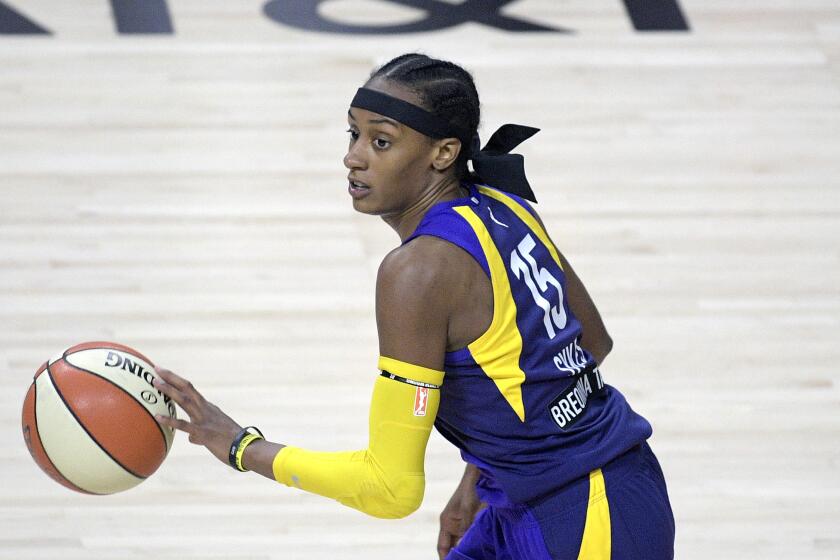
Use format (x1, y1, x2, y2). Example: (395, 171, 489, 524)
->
(344, 473, 425, 519)
(374, 493, 423, 519)
(373, 476, 426, 519)
(596, 337, 614, 366)
(600, 335, 614, 361)
(583, 332, 613, 365)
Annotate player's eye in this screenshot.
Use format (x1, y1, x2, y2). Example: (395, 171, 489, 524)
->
(374, 138, 391, 150)
(346, 128, 359, 141)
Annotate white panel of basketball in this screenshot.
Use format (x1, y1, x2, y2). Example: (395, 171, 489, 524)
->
(35, 372, 144, 494)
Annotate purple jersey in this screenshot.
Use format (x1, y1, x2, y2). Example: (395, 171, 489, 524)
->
(404, 183, 652, 505)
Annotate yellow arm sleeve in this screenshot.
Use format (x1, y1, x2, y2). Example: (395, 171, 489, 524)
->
(272, 357, 443, 519)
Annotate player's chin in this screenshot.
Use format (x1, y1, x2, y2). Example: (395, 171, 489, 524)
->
(350, 193, 384, 215)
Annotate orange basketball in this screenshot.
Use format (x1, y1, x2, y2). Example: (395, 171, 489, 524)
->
(21, 341, 176, 494)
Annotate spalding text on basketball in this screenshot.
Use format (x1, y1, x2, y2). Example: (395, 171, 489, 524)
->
(104, 351, 177, 417)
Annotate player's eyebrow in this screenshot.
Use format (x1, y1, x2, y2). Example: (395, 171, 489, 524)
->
(368, 117, 399, 129)
(347, 109, 400, 129)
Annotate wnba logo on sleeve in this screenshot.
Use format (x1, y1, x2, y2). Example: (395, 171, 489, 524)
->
(413, 387, 429, 416)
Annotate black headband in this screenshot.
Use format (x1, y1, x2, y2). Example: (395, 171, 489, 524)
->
(350, 87, 540, 202)
(351, 88, 454, 139)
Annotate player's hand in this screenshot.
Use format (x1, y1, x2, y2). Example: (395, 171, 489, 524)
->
(438, 465, 483, 559)
(152, 366, 242, 466)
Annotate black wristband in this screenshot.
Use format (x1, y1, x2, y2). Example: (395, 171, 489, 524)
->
(228, 426, 264, 472)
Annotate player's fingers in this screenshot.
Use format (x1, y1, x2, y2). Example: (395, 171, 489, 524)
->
(154, 366, 203, 399)
(152, 375, 184, 403)
(437, 527, 455, 560)
(458, 514, 472, 536)
(151, 376, 202, 419)
(155, 414, 195, 435)
(442, 514, 466, 537)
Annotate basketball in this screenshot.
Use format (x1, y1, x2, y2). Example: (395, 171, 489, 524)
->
(21, 341, 176, 495)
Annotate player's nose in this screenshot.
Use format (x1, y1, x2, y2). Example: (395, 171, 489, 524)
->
(343, 142, 366, 171)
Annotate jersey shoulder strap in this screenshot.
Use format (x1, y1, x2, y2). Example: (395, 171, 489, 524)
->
(403, 194, 490, 277)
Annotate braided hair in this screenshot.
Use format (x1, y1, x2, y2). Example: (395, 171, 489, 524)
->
(367, 53, 481, 181)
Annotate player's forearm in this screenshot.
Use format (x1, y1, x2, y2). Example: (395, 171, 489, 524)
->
(242, 439, 286, 481)
(241, 358, 443, 519)
(239, 426, 426, 519)
(273, 445, 428, 519)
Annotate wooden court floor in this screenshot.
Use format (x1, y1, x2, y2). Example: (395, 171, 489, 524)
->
(1, 1, 839, 558)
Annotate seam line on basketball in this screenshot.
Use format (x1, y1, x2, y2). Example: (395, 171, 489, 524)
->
(30, 375, 95, 495)
(63, 350, 173, 453)
(46, 360, 149, 481)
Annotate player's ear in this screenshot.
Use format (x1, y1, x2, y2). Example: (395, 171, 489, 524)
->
(431, 137, 461, 172)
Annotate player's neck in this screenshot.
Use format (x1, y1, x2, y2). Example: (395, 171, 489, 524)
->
(384, 176, 466, 241)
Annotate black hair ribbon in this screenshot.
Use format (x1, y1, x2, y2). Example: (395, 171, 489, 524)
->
(469, 124, 540, 203)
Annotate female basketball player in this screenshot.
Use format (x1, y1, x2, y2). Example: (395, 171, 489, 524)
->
(153, 53, 675, 559)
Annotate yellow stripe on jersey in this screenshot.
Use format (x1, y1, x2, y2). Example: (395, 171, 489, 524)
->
(477, 185, 564, 271)
(576, 468, 612, 559)
(453, 205, 527, 423)
(378, 356, 444, 386)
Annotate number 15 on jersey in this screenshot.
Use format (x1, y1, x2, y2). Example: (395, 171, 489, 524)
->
(510, 234, 567, 339)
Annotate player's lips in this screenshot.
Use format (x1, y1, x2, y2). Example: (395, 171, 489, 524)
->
(348, 177, 371, 199)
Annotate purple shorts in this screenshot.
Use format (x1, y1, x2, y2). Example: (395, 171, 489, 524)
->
(446, 443, 674, 560)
